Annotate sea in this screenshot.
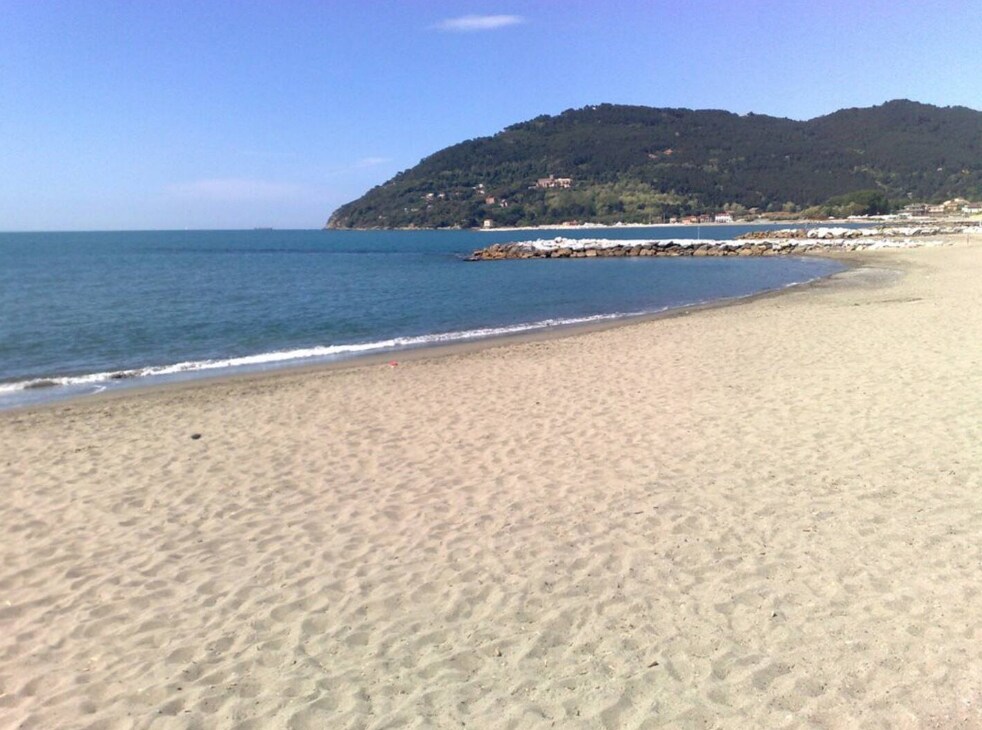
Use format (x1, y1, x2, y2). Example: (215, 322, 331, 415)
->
(0, 225, 850, 410)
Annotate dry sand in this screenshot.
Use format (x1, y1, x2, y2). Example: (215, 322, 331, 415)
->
(2, 235, 981, 729)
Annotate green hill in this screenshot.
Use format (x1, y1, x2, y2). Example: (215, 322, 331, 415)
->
(326, 100, 982, 229)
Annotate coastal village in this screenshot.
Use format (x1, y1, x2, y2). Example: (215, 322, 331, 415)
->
(415, 177, 982, 230)
(475, 196, 982, 229)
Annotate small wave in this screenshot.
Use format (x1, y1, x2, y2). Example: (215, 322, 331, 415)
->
(0, 261, 838, 400)
(0, 311, 661, 395)
(23, 379, 59, 390)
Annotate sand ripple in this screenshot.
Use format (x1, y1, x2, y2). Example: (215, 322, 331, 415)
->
(2, 239, 982, 728)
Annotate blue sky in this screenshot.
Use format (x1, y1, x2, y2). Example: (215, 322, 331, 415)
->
(2, 1, 980, 230)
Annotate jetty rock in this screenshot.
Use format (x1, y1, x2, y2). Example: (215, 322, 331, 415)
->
(466, 228, 973, 261)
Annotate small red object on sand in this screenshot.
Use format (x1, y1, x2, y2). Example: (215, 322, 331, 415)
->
(388, 361, 398, 367)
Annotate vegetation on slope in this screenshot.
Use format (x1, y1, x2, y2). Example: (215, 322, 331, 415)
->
(327, 100, 982, 229)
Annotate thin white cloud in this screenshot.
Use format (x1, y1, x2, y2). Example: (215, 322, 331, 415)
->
(322, 157, 393, 177)
(353, 156, 391, 169)
(166, 178, 304, 202)
(239, 149, 300, 160)
(435, 14, 525, 32)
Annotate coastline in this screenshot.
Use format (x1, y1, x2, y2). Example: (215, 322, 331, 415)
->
(3, 234, 982, 727)
(0, 253, 856, 414)
(446, 215, 979, 234)
(6, 224, 967, 412)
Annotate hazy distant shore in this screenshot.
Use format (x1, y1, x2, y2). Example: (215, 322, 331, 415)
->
(3, 232, 982, 727)
(332, 215, 979, 233)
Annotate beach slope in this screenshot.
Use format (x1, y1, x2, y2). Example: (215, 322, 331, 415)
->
(2, 235, 981, 728)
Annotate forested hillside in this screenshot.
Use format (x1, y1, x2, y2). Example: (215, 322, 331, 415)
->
(326, 100, 982, 228)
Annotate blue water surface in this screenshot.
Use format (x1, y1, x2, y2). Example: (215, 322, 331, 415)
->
(0, 226, 847, 407)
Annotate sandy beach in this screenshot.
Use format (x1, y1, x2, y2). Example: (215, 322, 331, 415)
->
(2, 234, 981, 728)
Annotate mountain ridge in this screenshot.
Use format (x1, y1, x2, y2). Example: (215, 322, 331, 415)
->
(326, 100, 982, 229)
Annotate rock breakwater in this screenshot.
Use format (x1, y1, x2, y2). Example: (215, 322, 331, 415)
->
(468, 227, 969, 261)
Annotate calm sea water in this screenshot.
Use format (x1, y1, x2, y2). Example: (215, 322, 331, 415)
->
(0, 226, 847, 408)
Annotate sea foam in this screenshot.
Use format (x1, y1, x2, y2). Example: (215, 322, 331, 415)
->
(0, 311, 664, 395)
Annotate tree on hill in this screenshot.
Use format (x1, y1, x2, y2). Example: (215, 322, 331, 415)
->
(326, 101, 982, 228)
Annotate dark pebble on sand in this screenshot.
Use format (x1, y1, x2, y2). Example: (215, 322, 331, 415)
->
(190, 433, 202, 440)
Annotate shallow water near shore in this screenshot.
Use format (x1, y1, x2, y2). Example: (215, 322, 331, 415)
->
(0, 226, 847, 408)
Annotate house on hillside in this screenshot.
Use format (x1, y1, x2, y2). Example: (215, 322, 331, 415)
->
(927, 198, 970, 215)
(536, 175, 573, 189)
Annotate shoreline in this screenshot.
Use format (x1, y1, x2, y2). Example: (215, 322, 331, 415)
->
(4, 236, 982, 726)
(338, 215, 980, 234)
(7, 224, 967, 414)
(0, 253, 864, 415)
